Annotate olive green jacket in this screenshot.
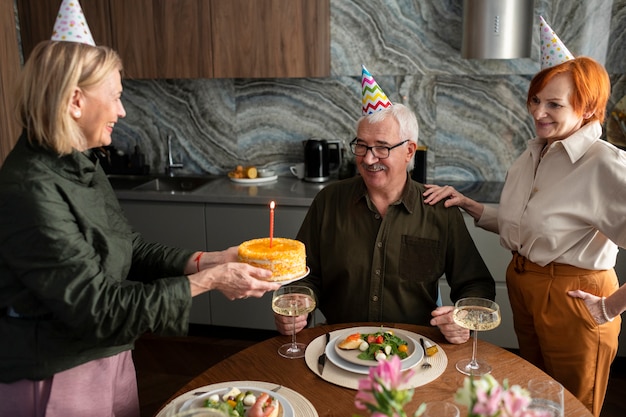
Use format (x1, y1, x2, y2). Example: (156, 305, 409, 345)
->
(0, 134, 194, 382)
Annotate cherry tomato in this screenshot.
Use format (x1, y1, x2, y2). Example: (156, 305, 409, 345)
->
(367, 335, 376, 344)
(375, 335, 384, 344)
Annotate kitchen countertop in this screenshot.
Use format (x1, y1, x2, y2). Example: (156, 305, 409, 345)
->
(112, 176, 504, 206)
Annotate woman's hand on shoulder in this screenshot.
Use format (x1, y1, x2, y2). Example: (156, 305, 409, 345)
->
(423, 184, 485, 221)
(423, 184, 465, 208)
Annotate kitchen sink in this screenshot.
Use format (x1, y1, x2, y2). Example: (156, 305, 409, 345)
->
(107, 175, 216, 193)
(107, 175, 154, 190)
(132, 176, 214, 192)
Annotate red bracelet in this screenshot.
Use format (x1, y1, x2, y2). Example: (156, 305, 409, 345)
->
(194, 252, 203, 272)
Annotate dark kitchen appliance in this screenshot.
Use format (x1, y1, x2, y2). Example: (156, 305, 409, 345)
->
(304, 139, 330, 182)
(411, 146, 427, 183)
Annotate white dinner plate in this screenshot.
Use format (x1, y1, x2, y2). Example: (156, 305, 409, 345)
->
(277, 266, 310, 286)
(178, 385, 294, 417)
(333, 328, 417, 367)
(325, 326, 424, 375)
(229, 175, 278, 184)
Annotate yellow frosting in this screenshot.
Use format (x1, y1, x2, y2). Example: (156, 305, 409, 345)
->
(238, 238, 306, 281)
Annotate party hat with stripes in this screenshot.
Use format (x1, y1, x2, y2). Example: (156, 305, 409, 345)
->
(361, 65, 392, 115)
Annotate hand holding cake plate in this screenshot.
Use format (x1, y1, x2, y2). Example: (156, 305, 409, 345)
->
(277, 267, 310, 286)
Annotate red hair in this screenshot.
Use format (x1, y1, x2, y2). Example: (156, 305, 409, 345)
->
(527, 57, 610, 125)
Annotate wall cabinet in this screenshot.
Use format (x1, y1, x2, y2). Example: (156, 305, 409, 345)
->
(210, 0, 330, 78)
(109, 0, 213, 79)
(0, 0, 21, 166)
(16, 0, 329, 79)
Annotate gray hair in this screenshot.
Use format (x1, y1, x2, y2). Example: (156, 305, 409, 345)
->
(356, 103, 419, 170)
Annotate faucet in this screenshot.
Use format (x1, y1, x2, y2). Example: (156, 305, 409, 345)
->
(165, 135, 184, 177)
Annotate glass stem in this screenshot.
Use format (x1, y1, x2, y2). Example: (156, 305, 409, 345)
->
(290, 314, 297, 349)
(469, 330, 479, 368)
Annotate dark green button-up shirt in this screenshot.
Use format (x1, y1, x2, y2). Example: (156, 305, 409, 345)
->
(296, 175, 495, 325)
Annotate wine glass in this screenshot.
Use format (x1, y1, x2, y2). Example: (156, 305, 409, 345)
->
(271, 285, 316, 358)
(452, 297, 501, 375)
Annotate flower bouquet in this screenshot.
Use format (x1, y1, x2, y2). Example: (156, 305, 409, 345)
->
(354, 356, 552, 417)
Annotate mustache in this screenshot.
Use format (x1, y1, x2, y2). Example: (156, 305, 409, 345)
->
(360, 162, 386, 171)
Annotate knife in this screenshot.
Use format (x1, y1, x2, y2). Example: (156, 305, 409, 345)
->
(317, 332, 331, 375)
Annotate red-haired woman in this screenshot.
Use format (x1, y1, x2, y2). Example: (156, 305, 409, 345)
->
(423, 57, 625, 416)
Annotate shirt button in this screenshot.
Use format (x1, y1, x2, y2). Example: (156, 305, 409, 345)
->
(375, 269, 380, 275)
(375, 214, 381, 219)
(372, 295, 379, 302)
(377, 242, 382, 248)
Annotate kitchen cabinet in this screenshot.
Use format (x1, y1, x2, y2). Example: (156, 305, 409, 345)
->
(204, 203, 308, 329)
(118, 200, 212, 324)
(16, 0, 329, 79)
(109, 0, 213, 79)
(439, 210, 516, 348)
(0, 0, 21, 166)
(210, 0, 330, 78)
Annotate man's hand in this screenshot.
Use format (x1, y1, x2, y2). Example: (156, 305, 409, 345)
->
(274, 312, 308, 335)
(430, 305, 470, 344)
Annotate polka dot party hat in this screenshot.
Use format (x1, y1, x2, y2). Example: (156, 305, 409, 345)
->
(361, 65, 392, 115)
(51, 0, 95, 45)
(539, 16, 573, 69)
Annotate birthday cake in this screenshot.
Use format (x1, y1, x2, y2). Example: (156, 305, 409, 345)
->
(238, 238, 306, 282)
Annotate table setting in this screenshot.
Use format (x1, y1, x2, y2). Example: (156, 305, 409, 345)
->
(155, 380, 317, 417)
(155, 296, 591, 417)
(303, 325, 448, 390)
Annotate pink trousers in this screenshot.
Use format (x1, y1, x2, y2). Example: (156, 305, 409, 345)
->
(0, 350, 140, 417)
(507, 253, 621, 417)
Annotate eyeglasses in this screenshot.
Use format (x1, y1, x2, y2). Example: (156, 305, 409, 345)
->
(349, 138, 409, 159)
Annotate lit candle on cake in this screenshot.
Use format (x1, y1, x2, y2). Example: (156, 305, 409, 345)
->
(269, 201, 275, 248)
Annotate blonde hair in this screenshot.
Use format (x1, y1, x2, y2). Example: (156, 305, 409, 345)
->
(15, 41, 123, 155)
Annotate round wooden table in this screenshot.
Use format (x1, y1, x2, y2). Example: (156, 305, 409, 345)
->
(159, 322, 592, 417)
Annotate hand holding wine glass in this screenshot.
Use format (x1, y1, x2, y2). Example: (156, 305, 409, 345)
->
(452, 297, 501, 375)
(271, 285, 316, 358)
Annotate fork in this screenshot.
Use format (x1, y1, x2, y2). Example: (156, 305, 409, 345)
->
(420, 338, 432, 369)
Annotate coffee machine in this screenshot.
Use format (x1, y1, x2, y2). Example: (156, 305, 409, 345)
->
(303, 139, 341, 182)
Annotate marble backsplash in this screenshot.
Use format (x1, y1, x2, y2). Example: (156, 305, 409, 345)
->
(111, 0, 626, 182)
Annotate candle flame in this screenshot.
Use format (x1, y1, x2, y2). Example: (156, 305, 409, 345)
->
(270, 201, 275, 209)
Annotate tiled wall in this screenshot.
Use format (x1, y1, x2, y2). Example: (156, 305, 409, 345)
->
(112, 0, 626, 181)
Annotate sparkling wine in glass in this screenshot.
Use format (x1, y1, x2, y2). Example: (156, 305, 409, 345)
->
(452, 297, 501, 375)
(271, 285, 316, 359)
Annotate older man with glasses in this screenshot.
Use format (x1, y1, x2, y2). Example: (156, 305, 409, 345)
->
(274, 102, 495, 344)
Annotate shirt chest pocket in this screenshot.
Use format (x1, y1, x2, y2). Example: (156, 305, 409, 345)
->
(399, 235, 443, 283)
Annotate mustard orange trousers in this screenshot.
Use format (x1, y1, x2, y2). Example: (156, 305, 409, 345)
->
(506, 252, 621, 417)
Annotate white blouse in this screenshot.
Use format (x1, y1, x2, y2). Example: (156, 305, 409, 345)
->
(478, 121, 626, 269)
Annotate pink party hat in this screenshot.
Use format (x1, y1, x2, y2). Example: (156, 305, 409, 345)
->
(539, 16, 573, 69)
(361, 65, 392, 115)
(51, 0, 95, 45)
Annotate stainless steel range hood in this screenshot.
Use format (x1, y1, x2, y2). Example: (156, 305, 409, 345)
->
(462, 0, 535, 59)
